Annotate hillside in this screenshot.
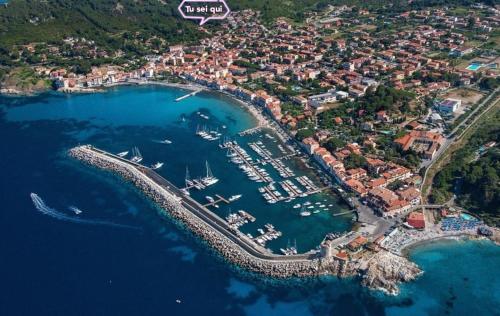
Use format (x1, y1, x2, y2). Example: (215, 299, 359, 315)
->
(1, 0, 490, 51)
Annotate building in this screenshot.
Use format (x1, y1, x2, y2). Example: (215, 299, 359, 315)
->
(394, 130, 445, 159)
(407, 211, 425, 229)
(437, 98, 461, 114)
(308, 90, 337, 109)
(347, 236, 368, 252)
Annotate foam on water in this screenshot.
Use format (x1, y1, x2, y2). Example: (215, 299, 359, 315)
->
(30, 193, 138, 230)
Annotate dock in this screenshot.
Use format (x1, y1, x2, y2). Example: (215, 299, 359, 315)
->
(249, 142, 295, 178)
(239, 126, 262, 136)
(203, 194, 230, 207)
(175, 89, 203, 102)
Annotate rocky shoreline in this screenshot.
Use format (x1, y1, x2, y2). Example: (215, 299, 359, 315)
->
(361, 251, 422, 296)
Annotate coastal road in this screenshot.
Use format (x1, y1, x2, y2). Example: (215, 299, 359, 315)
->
(421, 87, 500, 200)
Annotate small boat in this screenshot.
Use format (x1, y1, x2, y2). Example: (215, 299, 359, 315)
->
(176, 299, 182, 304)
(228, 194, 242, 202)
(68, 206, 82, 215)
(117, 151, 129, 157)
(161, 139, 172, 144)
(293, 204, 301, 209)
(313, 210, 320, 214)
(300, 211, 311, 217)
(130, 147, 143, 163)
(206, 196, 215, 203)
(151, 162, 164, 170)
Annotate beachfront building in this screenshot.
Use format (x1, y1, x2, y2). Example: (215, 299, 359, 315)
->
(407, 211, 425, 229)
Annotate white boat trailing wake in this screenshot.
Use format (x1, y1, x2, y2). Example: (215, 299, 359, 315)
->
(30, 193, 138, 230)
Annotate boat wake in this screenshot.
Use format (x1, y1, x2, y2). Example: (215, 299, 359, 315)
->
(30, 193, 138, 230)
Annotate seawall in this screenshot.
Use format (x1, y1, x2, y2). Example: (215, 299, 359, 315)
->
(68, 145, 333, 278)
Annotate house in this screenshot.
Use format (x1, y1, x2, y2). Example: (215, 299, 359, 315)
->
(347, 236, 368, 252)
(407, 211, 425, 229)
(394, 130, 445, 159)
(437, 98, 461, 114)
(302, 137, 320, 155)
(308, 90, 337, 109)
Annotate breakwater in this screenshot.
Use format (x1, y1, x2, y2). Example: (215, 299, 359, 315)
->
(68, 145, 333, 277)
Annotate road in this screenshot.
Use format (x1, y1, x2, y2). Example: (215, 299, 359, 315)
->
(421, 87, 500, 200)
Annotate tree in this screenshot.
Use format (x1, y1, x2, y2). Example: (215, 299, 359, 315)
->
(324, 137, 346, 152)
(344, 154, 367, 170)
(295, 128, 314, 141)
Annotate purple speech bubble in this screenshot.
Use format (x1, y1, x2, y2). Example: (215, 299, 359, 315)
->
(178, 0, 230, 26)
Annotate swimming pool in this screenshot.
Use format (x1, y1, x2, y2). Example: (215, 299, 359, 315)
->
(466, 63, 482, 71)
(460, 213, 478, 221)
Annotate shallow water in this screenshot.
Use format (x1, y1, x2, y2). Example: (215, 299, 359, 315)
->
(1, 86, 498, 315)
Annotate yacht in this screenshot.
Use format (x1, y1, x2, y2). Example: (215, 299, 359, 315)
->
(201, 161, 219, 186)
(205, 196, 215, 203)
(151, 162, 164, 170)
(130, 147, 143, 163)
(228, 194, 242, 202)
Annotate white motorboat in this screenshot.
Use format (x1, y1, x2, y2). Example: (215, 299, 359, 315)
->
(68, 206, 82, 215)
(151, 162, 164, 170)
(228, 194, 242, 202)
(117, 151, 129, 157)
(130, 147, 143, 163)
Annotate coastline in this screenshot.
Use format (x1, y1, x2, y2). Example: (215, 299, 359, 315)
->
(400, 232, 487, 257)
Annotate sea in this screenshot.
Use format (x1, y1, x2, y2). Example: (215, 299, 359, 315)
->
(0, 85, 499, 316)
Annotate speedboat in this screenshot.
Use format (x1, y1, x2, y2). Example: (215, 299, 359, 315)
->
(161, 139, 172, 144)
(228, 194, 242, 202)
(68, 206, 82, 215)
(151, 162, 164, 170)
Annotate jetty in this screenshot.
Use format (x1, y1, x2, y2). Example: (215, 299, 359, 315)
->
(239, 126, 262, 136)
(175, 89, 203, 102)
(203, 194, 230, 207)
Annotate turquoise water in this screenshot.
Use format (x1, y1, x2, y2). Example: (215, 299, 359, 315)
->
(388, 239, 500, 316)
(3, 85, 351, 253)
(466, 63, 482, 71)
(1, 85, 499, 315)
(460, 213, 477, 221)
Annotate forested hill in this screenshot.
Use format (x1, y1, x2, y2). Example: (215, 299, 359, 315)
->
(1, 0, 495, 49)
(0, 0, 204, 47)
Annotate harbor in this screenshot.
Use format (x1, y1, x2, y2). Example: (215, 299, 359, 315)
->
(68, 144, 426, 294)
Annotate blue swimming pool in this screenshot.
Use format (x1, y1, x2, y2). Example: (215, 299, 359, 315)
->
(466, 63, 482, 71)
(460, 213, 478, 221)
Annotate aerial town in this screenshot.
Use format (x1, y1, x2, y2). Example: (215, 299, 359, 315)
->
(3, 3, 499, 294)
